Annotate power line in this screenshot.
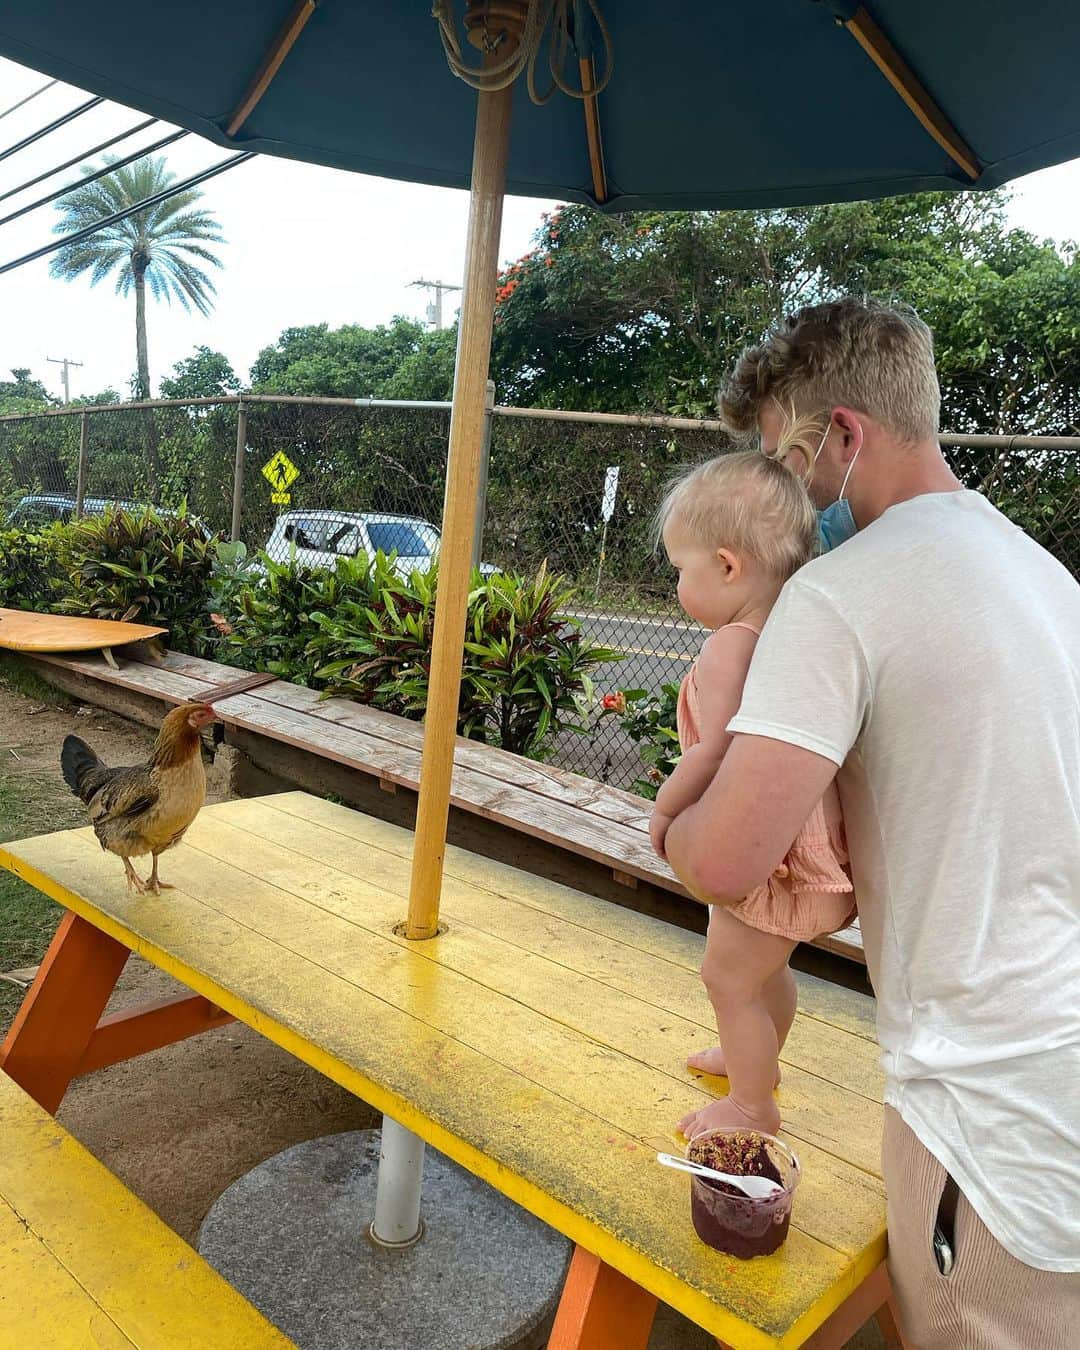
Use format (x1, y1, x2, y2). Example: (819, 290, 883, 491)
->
(0, 128, 189, 229)
(0, 79, 59, 123)
(0, 96, 105, 165)
(0, 117, 158, 205)
(0, 151, 256, 276)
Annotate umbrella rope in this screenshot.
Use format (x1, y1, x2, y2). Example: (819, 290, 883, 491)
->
(433, 0, 612, 103)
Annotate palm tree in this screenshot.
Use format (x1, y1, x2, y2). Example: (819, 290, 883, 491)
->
(51, 155, 225, 401)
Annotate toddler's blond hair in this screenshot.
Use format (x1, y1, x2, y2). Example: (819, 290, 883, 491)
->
(657, 451, 817, 581)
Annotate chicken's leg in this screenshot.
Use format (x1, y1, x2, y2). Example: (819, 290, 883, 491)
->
(148, 855, 175, 896)
(123, 857, 149, 894)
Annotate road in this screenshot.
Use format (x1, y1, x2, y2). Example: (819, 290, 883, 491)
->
(573, 608, 706, 696)
(558, 608, 706, 788)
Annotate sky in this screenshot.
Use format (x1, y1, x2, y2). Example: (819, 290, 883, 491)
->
(1, 54, 1079, 403)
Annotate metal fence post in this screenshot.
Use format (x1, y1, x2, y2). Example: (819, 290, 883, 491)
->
(231, 401, 247, 542)
(75, 410, 89, 517)
(471, 379, 495, 570)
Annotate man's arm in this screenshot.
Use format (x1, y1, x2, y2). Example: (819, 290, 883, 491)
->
(663, 732, 839, 905)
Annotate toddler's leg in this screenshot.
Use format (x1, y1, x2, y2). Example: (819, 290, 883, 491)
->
(678, 907, 796, 1139)
(687, 905, 797, 1079)
(687, 964, 796, 1081)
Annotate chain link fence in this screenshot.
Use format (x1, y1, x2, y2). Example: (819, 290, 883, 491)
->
(2, 396, 1077, 788)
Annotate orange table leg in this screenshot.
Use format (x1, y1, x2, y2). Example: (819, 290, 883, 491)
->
(549, 1246, 658, 1350)
(76, 993, 235, 1074)
(873, 1289, 911, 1350)
(765, 1264, 909, 1350)
(0, 911, 130, 1113)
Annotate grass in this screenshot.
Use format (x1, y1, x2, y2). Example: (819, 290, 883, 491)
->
(0, 764, 82, 1028)
(0, 651, 71, 706)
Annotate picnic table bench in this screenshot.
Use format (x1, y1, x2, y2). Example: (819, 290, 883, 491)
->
(0, 1068, 289, 1347)
(18, 646, 865, 966)
(0, 792, 895, 1348)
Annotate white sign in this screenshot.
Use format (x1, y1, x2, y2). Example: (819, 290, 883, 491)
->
(601, 465, 619, 523)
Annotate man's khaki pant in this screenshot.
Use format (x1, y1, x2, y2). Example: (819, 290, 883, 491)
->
(883, 1106, 1079, 1348)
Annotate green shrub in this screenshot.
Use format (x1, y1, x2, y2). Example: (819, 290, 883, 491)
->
(57, 504, 217, 652)
(601, 683, 682, 798)
(0, 526, 65, 612)
(224, 551, 377, 682)
(307, 556, 621, 756)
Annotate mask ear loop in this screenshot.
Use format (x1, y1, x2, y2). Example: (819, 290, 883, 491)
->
(837, 432, 863, 501)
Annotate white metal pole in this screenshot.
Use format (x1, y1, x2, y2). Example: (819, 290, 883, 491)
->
(369, 1115, 425, 1248)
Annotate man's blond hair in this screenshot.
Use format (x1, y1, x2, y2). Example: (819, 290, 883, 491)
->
(719, 296, 940, 446)
(656, 451, 817, 582)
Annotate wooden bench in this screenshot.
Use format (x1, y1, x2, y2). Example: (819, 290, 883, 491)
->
(0, 1068, 290, 1347)
(20, 647, 865, 965)
(0, 793, 893, 1348)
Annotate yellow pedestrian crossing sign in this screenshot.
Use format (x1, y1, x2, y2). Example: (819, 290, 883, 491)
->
(261, 450, 300, 505)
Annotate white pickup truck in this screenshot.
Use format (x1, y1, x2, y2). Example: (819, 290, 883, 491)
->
(263, 509, 495, 577)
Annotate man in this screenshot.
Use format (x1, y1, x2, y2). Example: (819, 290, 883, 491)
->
(664, 297, 1079, 1347)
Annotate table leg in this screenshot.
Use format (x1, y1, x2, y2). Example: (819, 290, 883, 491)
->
(549, 1246, 658, 1350)
(773, 1263, 907, 1350)
(0, 911, 130, 1113)
(873, 1291, 911, 1350)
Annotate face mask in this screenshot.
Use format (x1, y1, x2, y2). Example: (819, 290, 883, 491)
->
(817, 436, 862, 554)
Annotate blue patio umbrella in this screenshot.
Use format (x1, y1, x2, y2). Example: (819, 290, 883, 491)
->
(4, 1, 1079, 936)
(3, 2, 1080, 210)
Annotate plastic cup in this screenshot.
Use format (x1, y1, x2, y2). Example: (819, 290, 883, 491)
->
(686, 1128, 800, 1259)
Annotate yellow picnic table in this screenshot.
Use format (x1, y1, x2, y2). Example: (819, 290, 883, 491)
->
(0, 793, 896, 1349)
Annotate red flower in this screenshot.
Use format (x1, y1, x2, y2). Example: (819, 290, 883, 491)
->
(601, 691, 627, 714)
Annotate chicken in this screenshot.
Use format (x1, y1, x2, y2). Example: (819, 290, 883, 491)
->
(61, 702, 216, 894)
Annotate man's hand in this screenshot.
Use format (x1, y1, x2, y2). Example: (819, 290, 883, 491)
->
(664, 733, 839, 905)
(649, 808, 676, 860)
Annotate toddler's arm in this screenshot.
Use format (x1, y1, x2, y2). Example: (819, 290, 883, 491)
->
(650, 626, 757, 858)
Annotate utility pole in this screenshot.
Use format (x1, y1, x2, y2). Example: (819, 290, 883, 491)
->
(47, 354, 83, 404)
(409, 278, 462, 330)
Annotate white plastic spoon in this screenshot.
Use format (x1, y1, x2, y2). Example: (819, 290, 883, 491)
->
(655, 1151, 783, 1199)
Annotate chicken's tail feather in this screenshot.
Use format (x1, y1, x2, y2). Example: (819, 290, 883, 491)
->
(61, 735, 105, 802)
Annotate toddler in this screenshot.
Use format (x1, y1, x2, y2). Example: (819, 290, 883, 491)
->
(649, 451, 854, 1140)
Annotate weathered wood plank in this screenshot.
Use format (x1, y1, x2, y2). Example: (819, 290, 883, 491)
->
(0, 799, 885, 1349)
(212, 797, 883, 1097)
(0, 1071, 290, 1346)
(26, 650, 865, 964)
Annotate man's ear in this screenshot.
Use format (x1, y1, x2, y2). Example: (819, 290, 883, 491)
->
(715, 547, 742, 581)
(831, 406, 865, 460)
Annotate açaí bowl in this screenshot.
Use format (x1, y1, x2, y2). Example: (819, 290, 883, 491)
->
(687, 1127, 800, 1259)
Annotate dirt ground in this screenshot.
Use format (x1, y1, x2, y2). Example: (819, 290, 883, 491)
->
(0, 673, 881, 1350)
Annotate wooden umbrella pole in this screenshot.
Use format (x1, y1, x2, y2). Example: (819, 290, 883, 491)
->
(405, 79, 513, 940)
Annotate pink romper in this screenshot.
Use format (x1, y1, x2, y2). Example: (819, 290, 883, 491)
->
(675, 623, 855, 943)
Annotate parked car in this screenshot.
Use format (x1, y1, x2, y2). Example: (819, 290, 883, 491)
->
(7, 493, 135, 527)
(263, 509, 496, 577)
(5, 494, 211, 537)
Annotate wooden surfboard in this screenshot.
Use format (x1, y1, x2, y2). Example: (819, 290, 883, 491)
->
(0, 609, 167, 654)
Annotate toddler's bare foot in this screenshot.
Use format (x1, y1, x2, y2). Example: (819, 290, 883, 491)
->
(678, 1093, 781, 1142)
(686, 1045, 782, 1086)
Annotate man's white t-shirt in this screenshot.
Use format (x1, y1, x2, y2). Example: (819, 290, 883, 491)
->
(728, 489, 1080, 1271)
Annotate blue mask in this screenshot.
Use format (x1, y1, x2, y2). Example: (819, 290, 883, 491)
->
(818, 498, 858, 553)
(816, 441, 862, 553)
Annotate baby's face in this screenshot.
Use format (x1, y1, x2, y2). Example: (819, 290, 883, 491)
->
(663, 517, 734, 630)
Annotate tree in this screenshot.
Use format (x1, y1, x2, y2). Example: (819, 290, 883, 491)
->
(50, 155, 225, 400)
(249, 316, 453, 399)
(488, 195, 1080, 436)
(0, 368, 56, 416)
(160, 346, 241, 401)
